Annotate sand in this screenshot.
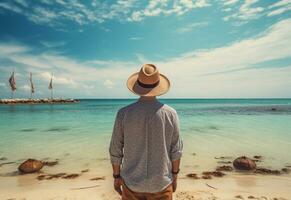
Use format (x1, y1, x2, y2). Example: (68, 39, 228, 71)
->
(0, 170, 290, 200)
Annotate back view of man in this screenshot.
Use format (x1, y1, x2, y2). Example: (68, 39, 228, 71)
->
(109, 64, 183, 200)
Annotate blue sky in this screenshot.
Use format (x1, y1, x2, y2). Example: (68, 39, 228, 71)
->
(0, 0, 291, 98)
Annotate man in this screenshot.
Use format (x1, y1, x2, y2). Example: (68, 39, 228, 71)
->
(109, 64, 183, 200)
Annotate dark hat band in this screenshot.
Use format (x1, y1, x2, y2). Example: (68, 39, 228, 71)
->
(137, 79, 160, 88)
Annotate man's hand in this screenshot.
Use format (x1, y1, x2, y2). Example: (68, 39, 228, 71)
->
(114, 178, 123, 196)
(172, 174, 178, 192)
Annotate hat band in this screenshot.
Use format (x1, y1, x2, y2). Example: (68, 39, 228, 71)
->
(137, 79, 159, 88)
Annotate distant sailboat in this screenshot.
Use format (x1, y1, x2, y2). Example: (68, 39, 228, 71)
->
(29, 72, 35, 99)
(9, 71, 16, 99)
(48, 74, 53, 99)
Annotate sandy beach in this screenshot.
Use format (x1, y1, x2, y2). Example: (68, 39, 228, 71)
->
(1, 152, 291, 200)
(0, 165, 290, 200)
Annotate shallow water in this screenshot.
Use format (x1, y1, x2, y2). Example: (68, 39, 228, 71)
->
(1, 99, 291, 176)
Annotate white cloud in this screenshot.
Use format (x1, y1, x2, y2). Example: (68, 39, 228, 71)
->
(268, 0, 291, 8)
(222, 0, 240, 6)
(40, 41, 66, 48)
(20, 84, 30, 91)
(177, 21, 209, 33)
(135, 53, 148, 63)
(223, 7, 232, 12)
(0, 2, 23, 14)
(29, 6, 58, 25)
(118, 18, 290, 98)
(0, 43, 29, 54)
(267, 0, 291, 16)
(40, 72, 77, 86)
(268, 6, 291, 16)
(15, 0, 28, 8)
(103, 79, 115, 89)
(129, 37, 143, 41)
(192, 0, 211, 8)
(162, 19, 291, 75)
(128, 0, 211, 22)
(0, 0, 132, 27)
(221, 0, 291, 25)
(0, 0, 211, 28)
(223, 0, 264, 22)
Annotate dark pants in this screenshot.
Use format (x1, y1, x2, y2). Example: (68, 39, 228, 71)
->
(121, 181, 173, 200)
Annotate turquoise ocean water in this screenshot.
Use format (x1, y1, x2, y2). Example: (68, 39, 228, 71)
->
(1, 99, 291, 175)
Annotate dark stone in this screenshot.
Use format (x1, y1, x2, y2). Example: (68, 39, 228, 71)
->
(235, 195, 244, 199)
(186, 173, 199, 179)
(248, 196, 255, 199)
(37, 175, 46, 180)
(253, 155, 262, 159)
(216, 165, 233, 171)
(62, 173, 80, 179)
(37, 173, 68, 180)
(233, 156, 256, 171)
(202, 171, 225, 177)
(48, 173, 67, 179)
(81, 169, 89, 173)
(0, 162, 15, 167)
(90, 176, 105, 181)
(18, 159, 43, 173)
(252, 159, 261, 162)
(282, 168, 290, 173)
(202, 175, 212, 179)
(217, 161, 232, 164)
(43, 160, 58, 167)
(215, 156, 233, 160)
(254, 168, 281, 175)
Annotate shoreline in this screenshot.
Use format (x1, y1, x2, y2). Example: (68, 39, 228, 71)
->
(0, 98, 80, 104)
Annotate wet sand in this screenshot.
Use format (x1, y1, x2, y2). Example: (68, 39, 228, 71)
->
(0, 167, 290, 200)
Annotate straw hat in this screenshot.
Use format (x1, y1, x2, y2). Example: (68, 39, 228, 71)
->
(127, 64, 170, 96)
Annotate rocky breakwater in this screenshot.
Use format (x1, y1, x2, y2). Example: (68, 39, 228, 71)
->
(0, 98, 80, 104)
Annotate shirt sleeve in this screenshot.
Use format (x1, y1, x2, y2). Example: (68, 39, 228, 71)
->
(170, 111, 183, 161)
(109, 110, 124, 165)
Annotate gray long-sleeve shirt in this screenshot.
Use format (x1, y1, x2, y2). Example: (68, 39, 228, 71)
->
(109, 98, 183, 193)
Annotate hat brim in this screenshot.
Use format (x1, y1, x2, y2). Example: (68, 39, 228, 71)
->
(126, 72, 170, 96)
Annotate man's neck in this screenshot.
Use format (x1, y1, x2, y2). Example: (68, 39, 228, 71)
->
(139, 96, 157, 101)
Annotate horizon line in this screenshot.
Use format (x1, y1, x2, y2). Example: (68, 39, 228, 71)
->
(77, 97, 291, 100)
